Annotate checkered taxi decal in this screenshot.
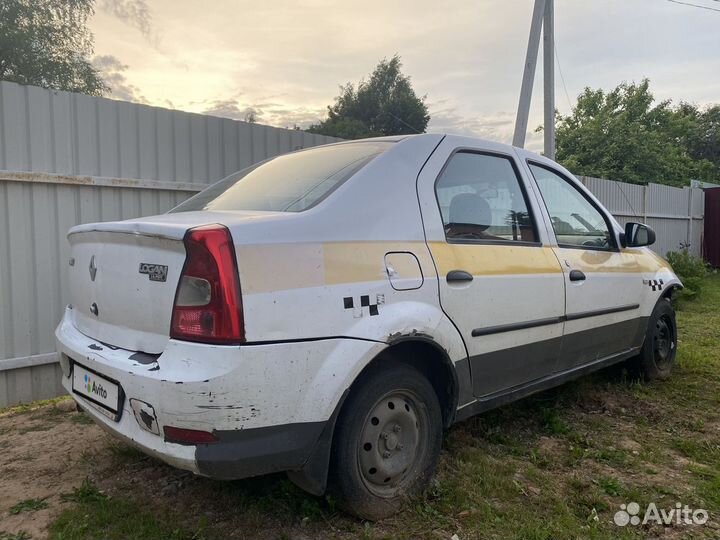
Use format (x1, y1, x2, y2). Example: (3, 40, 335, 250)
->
(343, 294, 385, 316)
(645, 279, 664, 291)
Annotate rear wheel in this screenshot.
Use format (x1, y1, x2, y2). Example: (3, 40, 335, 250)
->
(329, 362, 442, 520)
(633, 298, 677, 381)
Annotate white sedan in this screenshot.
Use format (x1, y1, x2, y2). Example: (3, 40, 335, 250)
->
(56, 134, 681, 519)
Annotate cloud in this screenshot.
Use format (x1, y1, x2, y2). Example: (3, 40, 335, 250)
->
(428, 104, 544, 152)
(203, 97, 326, 129)
(203, 99, 261, 123)
(93, 55, 148, 104)
(99, 0, 157, 45)
(428, 105, 515, 141)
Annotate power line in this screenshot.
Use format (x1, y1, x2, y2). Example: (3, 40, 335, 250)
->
(666, 0, 720, 12)
(385, 110, 422, 134)
(553, 37, 573, 112)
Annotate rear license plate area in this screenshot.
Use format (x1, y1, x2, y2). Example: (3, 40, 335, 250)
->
(72, 361, 125, 421)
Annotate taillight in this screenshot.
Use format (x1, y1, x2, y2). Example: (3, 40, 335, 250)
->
(170, 224, 244, 344)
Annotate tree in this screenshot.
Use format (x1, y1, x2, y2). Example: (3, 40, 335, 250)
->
(679, 103, 720, 171)
(308, 55, 429, 139)
(0, 0, 107, 95)
(554, 80, 719, 186)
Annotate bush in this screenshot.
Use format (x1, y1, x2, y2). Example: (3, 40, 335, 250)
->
(666, 250, 709, 300)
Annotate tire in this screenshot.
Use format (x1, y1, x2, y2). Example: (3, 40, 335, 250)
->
(329, 362, 443, 520)
(634, 298, 678, 381)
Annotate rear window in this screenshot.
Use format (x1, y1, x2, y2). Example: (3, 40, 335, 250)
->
(170, 141, 392, 213)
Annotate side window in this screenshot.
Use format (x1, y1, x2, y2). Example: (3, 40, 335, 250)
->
(435, 152, 537, 243)
(528, 163, 614, 250)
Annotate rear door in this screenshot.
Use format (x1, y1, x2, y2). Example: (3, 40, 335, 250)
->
(524, 161, 645, 371)
(416, 138, 566, 398)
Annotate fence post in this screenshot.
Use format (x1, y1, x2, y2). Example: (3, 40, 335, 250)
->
(687, 187, 693, 250)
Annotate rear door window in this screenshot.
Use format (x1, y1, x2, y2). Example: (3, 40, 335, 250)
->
(435, 151, 538, 243)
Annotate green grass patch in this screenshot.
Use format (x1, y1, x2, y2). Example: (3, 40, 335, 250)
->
(0, 396, 70, 416)
(0, 532, 32, 540)
(51, 480, 206, 540)
(10, 497, 49, 514)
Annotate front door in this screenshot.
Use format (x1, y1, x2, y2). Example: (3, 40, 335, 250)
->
(417, 141, 566, 398)
(526, 163, 646, 371)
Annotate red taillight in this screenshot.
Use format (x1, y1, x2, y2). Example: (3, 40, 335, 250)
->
(170, 224, 245, 344)
(163, 425, 218, 445)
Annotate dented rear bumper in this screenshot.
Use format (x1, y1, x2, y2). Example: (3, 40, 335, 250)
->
(54, 306, 383, 483)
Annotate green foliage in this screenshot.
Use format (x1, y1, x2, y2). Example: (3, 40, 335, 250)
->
(10, 497, 48, 514)
(666, 250, 709, 300)
(308, 55, 429, 139)
(52, 479, 204, 540)
(0, 0, 107, 95)
(0, 532, 32, 540)
(554, 80, 720, 186)
(60, 478, 107, 504)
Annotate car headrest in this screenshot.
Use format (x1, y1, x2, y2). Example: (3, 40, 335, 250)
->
(449, 193, 491, 231)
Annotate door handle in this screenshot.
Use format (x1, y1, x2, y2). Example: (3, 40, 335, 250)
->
(447, 270, 474, 283)
(569, 269, 586, 282)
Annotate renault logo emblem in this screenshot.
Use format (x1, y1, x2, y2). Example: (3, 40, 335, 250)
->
(89, 256, 97, 281)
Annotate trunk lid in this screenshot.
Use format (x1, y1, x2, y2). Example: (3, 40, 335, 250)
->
(68, 229, 185, 353)
(66, 211, 280, 353)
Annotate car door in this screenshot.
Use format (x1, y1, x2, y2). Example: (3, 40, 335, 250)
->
(416, 138, 566, 398)
(525, 161, 646, 371)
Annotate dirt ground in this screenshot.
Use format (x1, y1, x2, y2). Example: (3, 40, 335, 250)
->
(0, 399, 104, 538)
(0, 398, 361, 540)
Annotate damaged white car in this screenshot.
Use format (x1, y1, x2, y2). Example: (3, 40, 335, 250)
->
(56, 134, 681, 519)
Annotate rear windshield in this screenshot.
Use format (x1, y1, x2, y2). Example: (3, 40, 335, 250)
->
(170, 141, 392, 213)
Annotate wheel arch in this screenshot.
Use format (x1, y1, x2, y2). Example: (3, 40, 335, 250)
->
(287, 334, 462, 496)
(380, 334, 460, 429)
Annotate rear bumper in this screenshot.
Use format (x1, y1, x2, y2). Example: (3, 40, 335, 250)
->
(55, 306, 384, 481)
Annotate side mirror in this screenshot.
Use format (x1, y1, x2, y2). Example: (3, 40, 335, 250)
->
(624, 222, 656, 247)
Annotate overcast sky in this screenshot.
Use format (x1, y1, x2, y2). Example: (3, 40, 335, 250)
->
(90, 0, 720, 151)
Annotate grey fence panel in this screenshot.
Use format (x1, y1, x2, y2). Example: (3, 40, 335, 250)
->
(580, 176, 645, 217)
(0, 356, 65, 408)
(0, 81, 340, 407)
(580, 176, 705, 257)
(0, 80, 339, 183)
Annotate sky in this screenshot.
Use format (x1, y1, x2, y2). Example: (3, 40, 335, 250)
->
(90, 0, 720, 151)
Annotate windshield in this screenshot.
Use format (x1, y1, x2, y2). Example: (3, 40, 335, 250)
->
(170, 141, 392, 213)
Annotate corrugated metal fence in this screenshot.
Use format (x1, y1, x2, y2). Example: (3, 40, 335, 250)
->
(0, 80, 339, 407)
(579, 176, 705, 258)
(0, 81, 706, 407)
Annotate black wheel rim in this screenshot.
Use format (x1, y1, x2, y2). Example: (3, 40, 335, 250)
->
(653, 314, 675, 370)
(357, 390, 426, 497)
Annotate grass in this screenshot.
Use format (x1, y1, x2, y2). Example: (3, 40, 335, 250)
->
(9, 498, 48, 515)
(0, 533, 32, 540)
(50, 480, 207, 540)
(0, 396, 70, 416)
(43, 274, 720, 539)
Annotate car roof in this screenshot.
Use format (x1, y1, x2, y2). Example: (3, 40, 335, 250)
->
(337, 133, 523, 154)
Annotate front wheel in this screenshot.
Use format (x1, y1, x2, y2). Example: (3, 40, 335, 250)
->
(632, 298, 678, 381)
(329, 362, 443, 520)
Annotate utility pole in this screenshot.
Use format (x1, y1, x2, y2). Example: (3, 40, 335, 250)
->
(543, 0, 555, 159)
(512, 0, 555, 159)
